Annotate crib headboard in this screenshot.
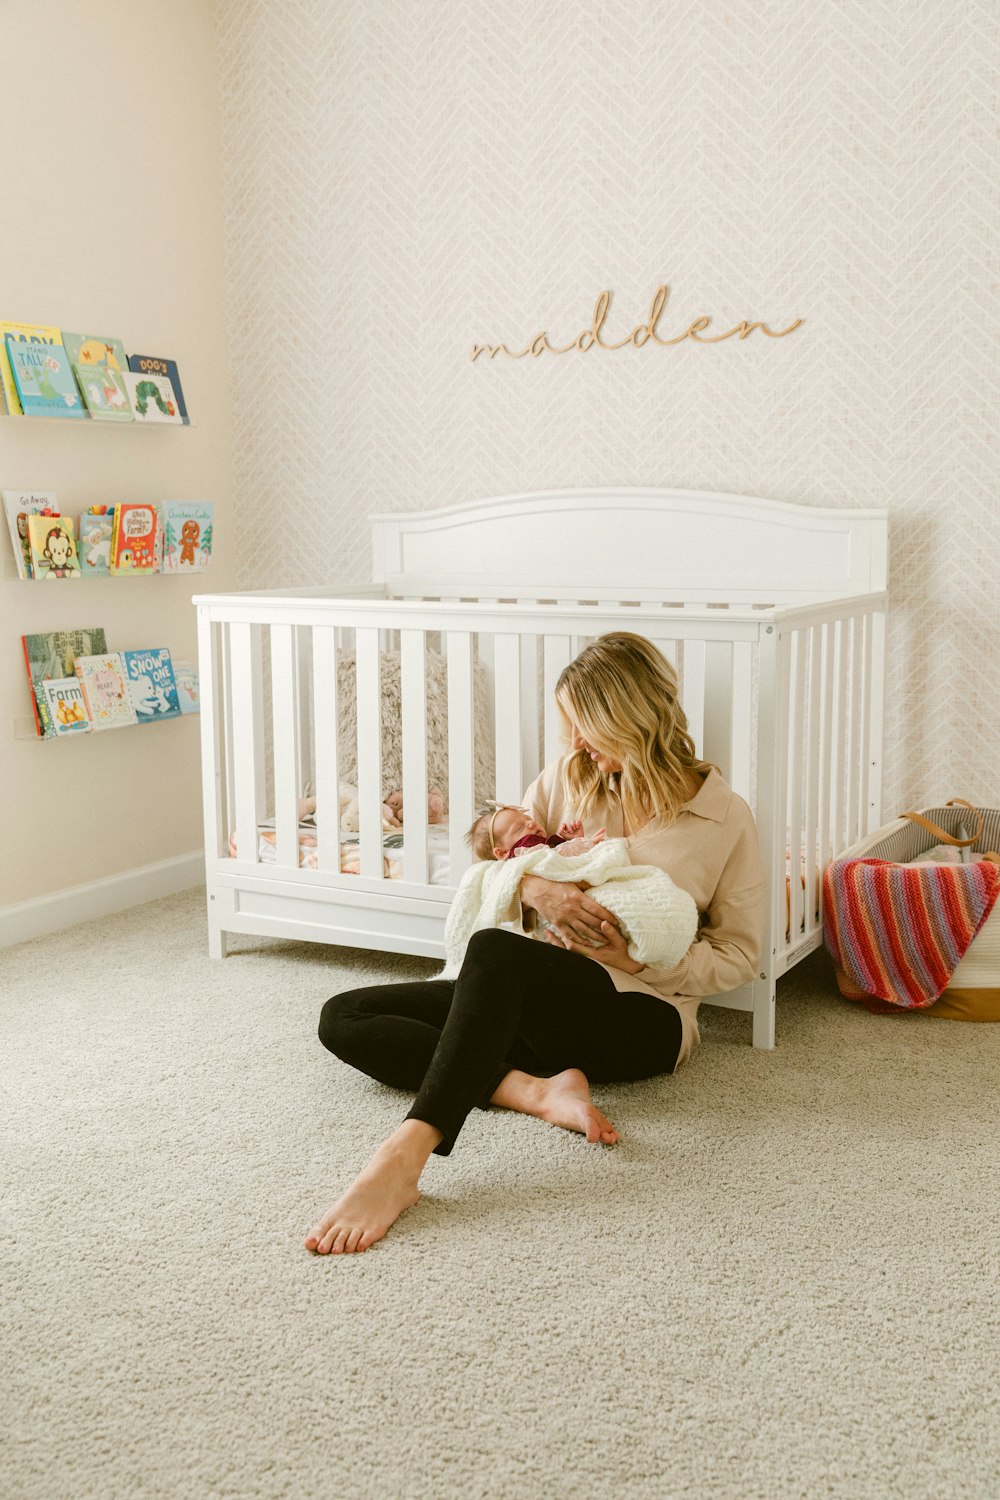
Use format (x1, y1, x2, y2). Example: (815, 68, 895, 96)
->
(369, 488, 888, 604)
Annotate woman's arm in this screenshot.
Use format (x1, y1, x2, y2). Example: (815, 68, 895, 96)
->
(519, 874, 619, 948)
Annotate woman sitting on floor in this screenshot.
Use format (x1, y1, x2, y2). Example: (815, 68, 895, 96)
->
(305, 630, 764, 1255)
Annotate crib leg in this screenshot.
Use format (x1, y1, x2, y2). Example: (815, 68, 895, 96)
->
(751, 974, 776, 1050)
(207, 898, 228, 960)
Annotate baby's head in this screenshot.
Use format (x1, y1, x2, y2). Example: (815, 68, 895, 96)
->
(466, 804, 546, 861)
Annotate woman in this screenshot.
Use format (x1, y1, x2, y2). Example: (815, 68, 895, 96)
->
(305, 632, 763, 1255)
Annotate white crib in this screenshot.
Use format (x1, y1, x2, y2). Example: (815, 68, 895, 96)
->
(194, 487, 889, 1050)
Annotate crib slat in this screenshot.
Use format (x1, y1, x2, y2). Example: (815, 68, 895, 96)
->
(682, 640, 706, 760)
(542, 635, 571, 765)
(846, 616, 863, 845)
(857, 612, 872, 838)
(867, 608, 886, 832)
(400, 629, 429, 884)
(788, 628, 807, 944)
(311, 626, 340, 873)
(805, 626, 821, 935)
(702, 642, 733, 784)
(355, 627, 384, 879)
(230, 622, 262, 866)
(220, 622, 235, 846)
(819, 620, 835, 872)
(447, 632, 475, 883)
(831, 619, 848, 852)
(271, 624, 300, 871)
(494, 634, 522, 803)
(730, 641, 753, 801)
(520, 632, 542, 790)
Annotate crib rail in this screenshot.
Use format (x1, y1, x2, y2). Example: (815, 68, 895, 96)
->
(195, 588, 887, 1031)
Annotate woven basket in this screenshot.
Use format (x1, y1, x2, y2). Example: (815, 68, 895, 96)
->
(831, 802, 1000, 1021)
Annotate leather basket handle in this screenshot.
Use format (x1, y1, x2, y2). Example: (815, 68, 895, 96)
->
(900, 798, 983, 848)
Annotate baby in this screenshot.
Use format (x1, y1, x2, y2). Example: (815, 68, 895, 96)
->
(466, 803, 606, 863)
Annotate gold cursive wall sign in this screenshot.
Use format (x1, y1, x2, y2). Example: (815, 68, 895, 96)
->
(471, 284, 802, 362)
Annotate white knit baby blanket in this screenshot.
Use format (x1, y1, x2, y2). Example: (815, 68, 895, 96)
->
(440, 837, 698, 980)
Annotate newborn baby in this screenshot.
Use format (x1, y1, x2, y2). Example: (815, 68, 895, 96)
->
(466, 803, 606, 862)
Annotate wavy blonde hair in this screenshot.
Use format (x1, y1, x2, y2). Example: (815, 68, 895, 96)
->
(556, 632, 716, 832)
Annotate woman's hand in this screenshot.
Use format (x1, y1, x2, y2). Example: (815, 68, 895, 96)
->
(546, 918, 645, 976)
(520, 874, 619, 948)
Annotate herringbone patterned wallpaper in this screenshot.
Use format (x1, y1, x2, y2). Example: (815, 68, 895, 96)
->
(215, 0, 999, 813)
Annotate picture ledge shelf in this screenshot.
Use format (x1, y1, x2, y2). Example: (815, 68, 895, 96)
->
(0, 412, 194, 427)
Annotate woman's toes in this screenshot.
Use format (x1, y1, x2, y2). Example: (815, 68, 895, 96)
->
(346, 1226, 365, 1254)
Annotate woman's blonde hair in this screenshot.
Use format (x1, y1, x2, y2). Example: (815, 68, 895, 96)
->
(556, 632, 715, 832)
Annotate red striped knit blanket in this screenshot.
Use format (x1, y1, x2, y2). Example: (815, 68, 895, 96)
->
(823, 857, 1000, 1012)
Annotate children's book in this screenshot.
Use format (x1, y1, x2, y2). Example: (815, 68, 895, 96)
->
(5, 336, 86, 419)
(0, 321, 62, 415)
(121, 647, 181, 722)
(172, 658, 200, 715)
(74, 363, 133, 422)
(27, 514, 81, 580)
(121, 370, 182, 424)
(3, 490, 58, 577)
(74, 653, 137, 730)
(62, 332, 129, 374)
(77, 508, 115, 575)
(110, 502, 159, 574)
(22, 627, 107, 739)
(127, 353, 189, 424)
(160, 501, 213, 573)
(42, 676, 91, 735)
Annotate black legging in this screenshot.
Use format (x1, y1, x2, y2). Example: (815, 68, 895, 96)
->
(318, 927, 683, 1156)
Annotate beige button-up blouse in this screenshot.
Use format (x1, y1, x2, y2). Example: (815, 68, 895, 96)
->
(517, 760, 765, 1068)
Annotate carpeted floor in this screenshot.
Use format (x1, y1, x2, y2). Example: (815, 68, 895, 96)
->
(2, 887, 998, 1500)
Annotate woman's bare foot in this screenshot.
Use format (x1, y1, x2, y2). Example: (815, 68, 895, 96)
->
(304, 1119, 441, 1255)
(490, 1067, 619, 1144)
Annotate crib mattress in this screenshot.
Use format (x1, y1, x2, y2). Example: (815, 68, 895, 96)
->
(228, 820, 453, 884)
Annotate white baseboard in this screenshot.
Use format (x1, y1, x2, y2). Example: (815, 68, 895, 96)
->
(0, 852, 204, 949)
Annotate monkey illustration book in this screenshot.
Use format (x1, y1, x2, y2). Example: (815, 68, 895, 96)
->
(127, 353, 189, 424)
(3, 490, 58, 578)
(26, 514, 82, 580)
(73, 653, 138, 731)
(5, 335, 86, 419)
(21, 627, 108, 738)
(159, 501, 213, 573)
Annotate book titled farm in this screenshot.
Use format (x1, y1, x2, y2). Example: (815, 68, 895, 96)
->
(42, 676, 91, 735)
(26, 514, 81, 580)
(77, 508, 115, 575)
(121, 647, 181, 723)
(128, 353, 189, 424)
(110, 502, 159, 574)
(160, 501, 213, 573)
(121, 370, 182, 424)
(74, 653, 137, 730)
(62, 332, 129, 374)
(22, 626, 108, 739)
(74, 363, 133, 421)
(4, 336, 86, 419)
(3, 489, 58, 577)
(0, 320, 62, 415)
(172, 658, 200, 715)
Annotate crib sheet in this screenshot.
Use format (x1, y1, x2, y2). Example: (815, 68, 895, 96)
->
(228, 820, 453, 884)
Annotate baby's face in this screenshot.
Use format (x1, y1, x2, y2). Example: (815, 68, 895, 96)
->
(492, 807, 545, 855)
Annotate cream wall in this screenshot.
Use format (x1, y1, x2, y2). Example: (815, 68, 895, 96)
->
(217, 0, 999, 816)
(0, 0, 235, 913)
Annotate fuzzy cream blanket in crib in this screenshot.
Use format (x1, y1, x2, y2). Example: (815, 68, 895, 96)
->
(440, 838, 698, 980)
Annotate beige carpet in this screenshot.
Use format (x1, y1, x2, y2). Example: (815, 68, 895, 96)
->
(2, 888, 998, 1500)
